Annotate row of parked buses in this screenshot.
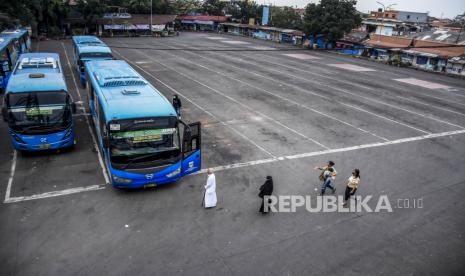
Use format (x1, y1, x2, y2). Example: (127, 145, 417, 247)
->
(0, 29, 31, 92)
(1, 36, 202, 188)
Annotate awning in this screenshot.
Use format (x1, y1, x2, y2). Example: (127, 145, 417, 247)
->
(402, 50, 438, 58)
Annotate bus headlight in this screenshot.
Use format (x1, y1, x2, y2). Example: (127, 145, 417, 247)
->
(166, 168, 181, 178)
(12, 133, 25, 143)
(63, 127, 73, 139)
(112, 176, 132, 183)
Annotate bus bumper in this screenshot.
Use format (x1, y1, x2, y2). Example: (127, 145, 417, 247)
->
(110, 162, 183, 189)
(10, 129, 76, 151)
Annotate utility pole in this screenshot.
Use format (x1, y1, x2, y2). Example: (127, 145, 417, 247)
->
(150, 0, 153, 36)
(376, 2, 396, 41)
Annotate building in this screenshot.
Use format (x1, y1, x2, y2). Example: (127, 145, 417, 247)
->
(178, 15, 228, 32)
(220, 23, 304, 45)
(363, 9, 429, 36)
(96, 14, 177, 36)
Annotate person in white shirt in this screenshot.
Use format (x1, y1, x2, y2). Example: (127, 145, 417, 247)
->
(203, 169, 217, 208)
(343, 169, 360, 206)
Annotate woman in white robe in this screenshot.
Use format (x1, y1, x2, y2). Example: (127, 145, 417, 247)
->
(204, 169, 217, 208)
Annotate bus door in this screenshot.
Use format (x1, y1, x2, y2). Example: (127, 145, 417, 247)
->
(181, 122, 201, 176)
(0, 48, 13, 90)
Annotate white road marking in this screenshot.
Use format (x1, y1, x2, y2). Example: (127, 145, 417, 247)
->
(4, 151, 17, 203)
(113, 49, 277, 158)
(178, 48, 429, 135)
(396, 96, 465, 117)
(194, 129, 465, 175)
(394, 78, 450, 90)
(6, 128, 465, 203)
(205, 37, 226, 40)
(135, 61, 150, 64)
(61, 42, 110, 184)
(340, 102, 430, 134)
(221, 40, 250, 45)
(206, 51, 464, 129)
(138, 43, 389, 142)
(4, 185, 106, 204)
(249, 46, 277, 50)
(283, 53, 319, 60)
(328, 63, 376, 72)
(133, 49, 331, 150)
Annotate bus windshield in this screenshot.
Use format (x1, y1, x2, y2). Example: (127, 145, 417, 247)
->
(79, 53, 112, 60)
(109, 118, 181, 168)
(6, 91, 72, 134)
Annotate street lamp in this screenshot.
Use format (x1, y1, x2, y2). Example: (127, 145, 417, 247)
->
(376, 1, 397, 38)
(150, 0, 153, 36)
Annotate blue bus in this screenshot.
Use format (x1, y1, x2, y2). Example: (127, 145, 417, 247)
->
(0, 36, 17, 92)
(1, 29, 31, 54)
(85, 60, 201, 188)
(72, 36, 112, 87)
(1, 53, 77, 151)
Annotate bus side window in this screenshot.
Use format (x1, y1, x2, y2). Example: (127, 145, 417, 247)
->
(98, 102, 106, 137)
(89, 82, 95, 101)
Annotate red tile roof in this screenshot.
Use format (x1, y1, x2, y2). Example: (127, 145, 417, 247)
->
(178, 15, 228, 22)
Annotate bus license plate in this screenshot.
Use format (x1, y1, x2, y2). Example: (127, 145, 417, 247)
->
(144, 183, 157, 188)
(39, 144, 51, 149)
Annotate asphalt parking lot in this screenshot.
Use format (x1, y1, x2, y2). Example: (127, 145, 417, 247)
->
(1, 32, 465, 275)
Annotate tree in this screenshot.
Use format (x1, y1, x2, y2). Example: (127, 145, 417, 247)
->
(303, 0, 361, 42)
(202, 0, 227, 16)
(76, 0, 106, 33)
(270, 6, 302, 29)
(169, 0, 201, 15)
(0, 0, 68, 36)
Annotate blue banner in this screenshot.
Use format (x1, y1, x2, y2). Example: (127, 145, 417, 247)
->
(262, 6, 270, 26)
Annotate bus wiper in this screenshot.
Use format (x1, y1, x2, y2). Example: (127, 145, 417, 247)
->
(121, 152, 161, 170)
(121, 147, 177, 170)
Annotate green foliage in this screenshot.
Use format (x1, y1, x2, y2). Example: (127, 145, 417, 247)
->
(0, 0, 68, 35)
(76, 0, 105, 27)
(169, 0, 201, 15)
(201, 0, 227, 16)
(224, 1, 262, 23)
(270, 6, 302, 29)
(303, 0, 362, 42)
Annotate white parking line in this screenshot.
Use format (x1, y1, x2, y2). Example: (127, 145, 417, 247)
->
(60, 42, 110, 184)
(204, 51, 465, 129)
(244, 51, 465, 106)
(136, 43, 390, 142)
(328, 63, 376, 72)
(221, 40, 250, 45)
(394, 78, 450, 90)
(283, 53, 319, 60)
(4, 185, 106, 204)
(396, 96, 465, 117)
(194, 129, 465, 174)
(132, 49, 332, 150)
(4, 151, 17, 203)
(113, 49, 277, 158)
(171, 46, 429, 135)
(6, 128, 465, 204)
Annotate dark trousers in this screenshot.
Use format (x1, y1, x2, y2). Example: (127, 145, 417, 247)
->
(321, 178, 335, 195)
(344, 186, 357, 201)
(175, 107, 181, 117)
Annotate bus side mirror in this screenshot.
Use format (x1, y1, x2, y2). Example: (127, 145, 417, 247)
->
(71, 102, 77, 113)
(103, 137, 109, 148)
(1, 107, 7, 122)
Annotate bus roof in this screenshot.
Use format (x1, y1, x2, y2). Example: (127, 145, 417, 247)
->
(6, 53, 67, 94)
(0, 36, 13, 51)
(72, 36, 112, 55)
(72, 35, 105, 45)
(85, 60, 176, 121)
(1, 29, 29, 40)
